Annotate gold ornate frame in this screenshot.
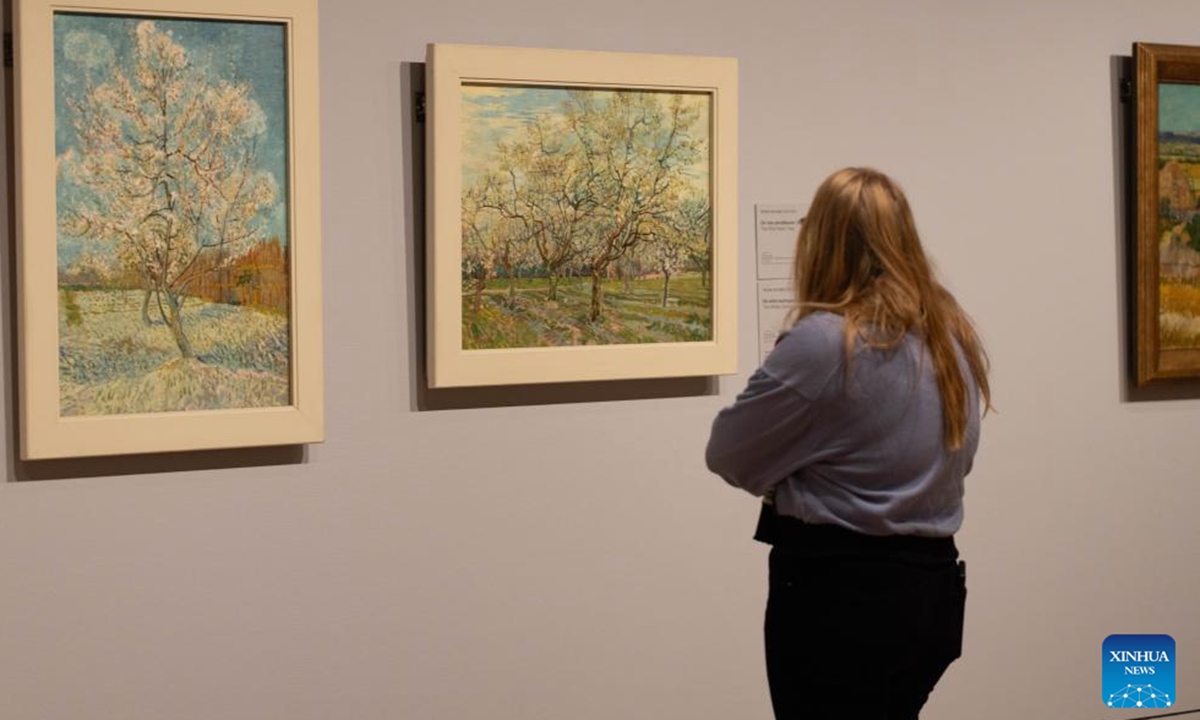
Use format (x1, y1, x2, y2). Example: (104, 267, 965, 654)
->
(1134, 42, 1200, 385)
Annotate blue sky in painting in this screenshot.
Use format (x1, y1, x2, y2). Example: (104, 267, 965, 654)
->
(1159, 82, 1200, 134)
(54, 13, 288, 268)
(461, 85, 711, 193)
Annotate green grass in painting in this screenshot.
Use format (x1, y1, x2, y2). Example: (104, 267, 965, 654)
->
(62, 288, 84, 327)
(462, 273, 712, 349)
(59, 289, 289, 415)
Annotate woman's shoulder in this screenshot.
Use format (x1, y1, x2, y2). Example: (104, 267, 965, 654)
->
(763, 312, 846, 395)
(775, 311, 845, 356)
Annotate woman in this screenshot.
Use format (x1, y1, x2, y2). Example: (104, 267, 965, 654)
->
(706, 168, 990, 720)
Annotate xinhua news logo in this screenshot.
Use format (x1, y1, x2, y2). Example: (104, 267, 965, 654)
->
(1103, 634, 1175, 709)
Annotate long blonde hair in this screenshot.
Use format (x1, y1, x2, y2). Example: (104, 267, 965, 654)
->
(792, 167, 991, 449)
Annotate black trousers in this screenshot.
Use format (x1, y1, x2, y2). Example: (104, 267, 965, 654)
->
(759, 511, 966, 720)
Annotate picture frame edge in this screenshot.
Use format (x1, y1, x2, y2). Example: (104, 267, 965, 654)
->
(424, 43, 739, 389)
(15, 0, 324, 459)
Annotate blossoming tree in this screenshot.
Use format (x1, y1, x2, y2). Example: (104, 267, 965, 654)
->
(59, 21, 278, 359)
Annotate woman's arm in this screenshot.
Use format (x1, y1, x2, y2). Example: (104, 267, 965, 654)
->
(705, 318, 845, 496)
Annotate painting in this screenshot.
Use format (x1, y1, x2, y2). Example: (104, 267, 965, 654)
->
(16, 0, 322, 459)
(55, 14, 290, 415)
(1134, 43, 1200, 384)
(461, 86, 713, 349)
(427, 45, 738, 387)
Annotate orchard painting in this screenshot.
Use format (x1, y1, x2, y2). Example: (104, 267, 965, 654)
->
(460, 85, 713, 349)
(54, 14, 290, 416)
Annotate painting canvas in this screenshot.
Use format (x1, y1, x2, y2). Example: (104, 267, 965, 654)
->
(460, 86, 713, 349)
(54, 14, 290, 415)
(1156, 85, 1200, 357)
(1134, 43, 1200, 384)
(16, 0, 322, 459)
(427, 44, 738, 387)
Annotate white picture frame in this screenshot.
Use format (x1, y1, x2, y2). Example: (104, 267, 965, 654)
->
(15, 0, 323, 458)
(425, 43, 738, 387)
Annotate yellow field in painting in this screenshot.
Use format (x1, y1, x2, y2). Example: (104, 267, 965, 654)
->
(1160, 281, 1200, 348)
(59, 289, 290, 416)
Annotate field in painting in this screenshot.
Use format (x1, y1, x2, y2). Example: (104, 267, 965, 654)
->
(462, 274, 711, 349)
(59, 290, 289, 416)
(1156, 134, 1200, 349)
(461, 85, 713, 350)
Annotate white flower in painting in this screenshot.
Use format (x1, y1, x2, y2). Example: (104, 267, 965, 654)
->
(55, 149, 76, 180)
(242, 98, 268, 137)
(249, 172, 279, 208)
(63, 30, 115, 69)
(75, 248, 118, 283)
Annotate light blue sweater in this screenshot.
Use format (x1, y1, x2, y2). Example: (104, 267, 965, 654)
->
(705, 311, 980, 537)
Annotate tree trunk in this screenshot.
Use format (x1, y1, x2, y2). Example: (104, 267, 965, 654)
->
(165, 292, 195, 359)
(506, 265, 515, 305)
(141, 288, 153, 326)
(218, 247, 231, 304)
(661, 271, 671, 307)
(589, 265, 606, 322)
(472, 277, 486, 313)
(547, 272, 558, 301)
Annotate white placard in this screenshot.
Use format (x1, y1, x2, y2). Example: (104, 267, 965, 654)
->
(757, 279, 794, 364)
(755, 203, 805, 280)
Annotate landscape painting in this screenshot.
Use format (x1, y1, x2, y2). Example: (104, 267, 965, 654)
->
(460, 85, 713, 349)
(54, 13, 290, 416)
(1157, 82, 1200, 355)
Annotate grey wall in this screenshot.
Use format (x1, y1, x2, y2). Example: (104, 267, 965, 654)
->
(3, 1, 1199, 719)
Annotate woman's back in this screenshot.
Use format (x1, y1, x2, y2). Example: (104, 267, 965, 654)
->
(705, 167, 987, 719)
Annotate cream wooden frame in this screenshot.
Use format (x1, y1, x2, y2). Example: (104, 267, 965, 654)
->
(425, 43, 738, 388)
(15, 0, 323, 459)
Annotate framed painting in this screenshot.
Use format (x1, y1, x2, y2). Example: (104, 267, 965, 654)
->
(14, 0, 322, 459)
(1133, 43, 1200, 385)
(425, 44, 738, 387)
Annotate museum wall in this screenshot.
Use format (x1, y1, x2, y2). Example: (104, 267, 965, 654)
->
(2, 1, 1198, 719)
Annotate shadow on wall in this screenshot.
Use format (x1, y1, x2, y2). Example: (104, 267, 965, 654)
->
(8, 447, 306, 483)
(398, 61, 718, 412)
